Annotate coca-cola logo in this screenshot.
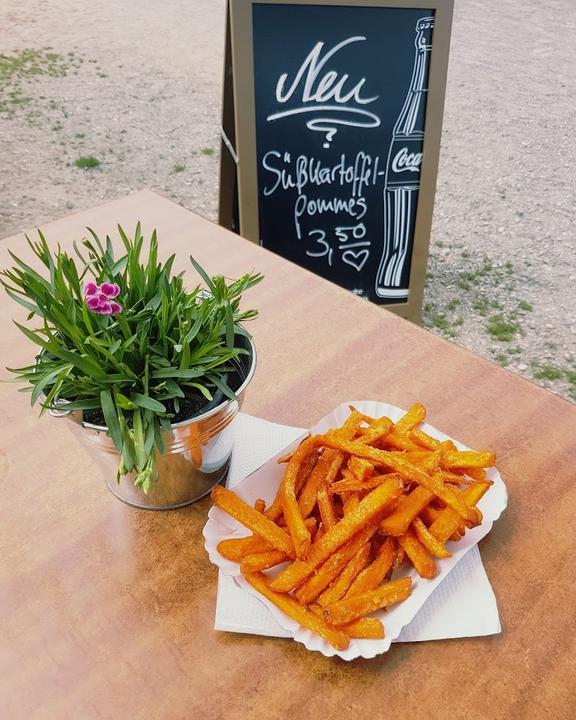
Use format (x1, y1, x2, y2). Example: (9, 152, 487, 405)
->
(391, 147, 422, 173)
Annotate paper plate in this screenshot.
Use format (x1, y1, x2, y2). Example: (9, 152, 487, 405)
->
(203, 401, 507, 660)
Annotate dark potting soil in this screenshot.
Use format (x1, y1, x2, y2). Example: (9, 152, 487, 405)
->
(81, 334, 253, 429)
(83, 392, 213, 427)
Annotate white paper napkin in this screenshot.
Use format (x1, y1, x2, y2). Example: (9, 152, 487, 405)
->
(214, 413, 501, 643)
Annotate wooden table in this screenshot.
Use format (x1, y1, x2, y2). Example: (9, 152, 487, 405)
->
(1, 191, 574, 720)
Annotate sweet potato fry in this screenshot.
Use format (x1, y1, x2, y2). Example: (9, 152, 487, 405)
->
(294, 518, 381, 604)
(309, 605, 385, 639)
(330, 473, 395, 496)
(343, 493, 360, 516)
(394, 402, 426, 433)
(343, 617, 385, 639)
(385, 450, 440, 474)
(419, 504, 441, 526)
(450, 527, 465, 541)
(428, 482, 491, 543)
(349, 407, 382, 427)
(380, 485, 434, 536)
(380, 431, 422, 452)
(442, 449, 496, 469)
(393, 545, 406, 571)
(348, 456, 375, 482)
(270, 477, 404, 592)
(323, 577, 412, 627)
(453, 466, 488, 482)
(464, 506, 483, 528)
(398, 527, 437, 578)
(345, 536, 395, 598)
(409, 427, 441, 450)
(240, 549, 289, 573)
(297, 448, 342, 518)
(276, 450, 295, 464)
(317, 543, 371, 607)
(211, 486, 295, 557)
(296, 447, 321, 494)
(412, 517, 451, 558)
(317, 484, 338, 531)
(281, 437, 315, 558)
(442, 470, 477, 486)
(264, 486, 284, 523)
(356, 417, 393, 446)
(243, 572, 350, 651)
(217, 534, 273, 561)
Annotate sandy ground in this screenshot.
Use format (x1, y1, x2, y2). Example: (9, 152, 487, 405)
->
(1, 0, 575, 401)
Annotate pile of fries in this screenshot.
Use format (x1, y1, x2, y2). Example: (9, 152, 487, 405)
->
(211, 403, 495, 651)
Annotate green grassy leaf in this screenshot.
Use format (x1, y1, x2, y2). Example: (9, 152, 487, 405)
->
(132, 408, 146, 471)
(100, 389, 123, 451)
(189, 255, 216, 292)
(207, 374, 237, 401)
(130, 393, 166, 413)
(150, 367, 204, 379)
(31, 364, 73, 405)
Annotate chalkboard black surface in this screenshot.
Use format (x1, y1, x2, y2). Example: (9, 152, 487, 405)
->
(225, 0, 453, 319)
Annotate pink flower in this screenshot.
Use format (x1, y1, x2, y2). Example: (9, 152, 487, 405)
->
(84, 281, 122, 315)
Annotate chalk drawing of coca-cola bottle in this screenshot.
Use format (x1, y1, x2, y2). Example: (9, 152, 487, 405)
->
(375, 16, 434, 299)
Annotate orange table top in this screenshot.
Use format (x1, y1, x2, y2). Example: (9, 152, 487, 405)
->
(1, 191, 574, 719)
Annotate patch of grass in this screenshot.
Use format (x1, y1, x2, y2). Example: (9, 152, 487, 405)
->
(565, 370, 576, 386)
(436, 240, 444, 248)
(75, 132, 85, 139)
(201, 147, 214, 156)
(461, 250, 470, 259)
(493, 353, 508, 366)
(0, 48, 74, 83)
(422, 310, 456, 339)
(430, 313, 452, 332)
(473, 297, 490, 317)
(532, 364, 562, 382)
(74, 155, 100, 169)
(446, 298, 461, 312)
(486, 313, 520, 342)
(0, 48, 84, 123)
(173, 163, 186, 173)
(518, 300, 533, 312)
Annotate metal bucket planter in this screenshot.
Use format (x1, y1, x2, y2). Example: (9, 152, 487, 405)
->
(48, 335, 256, 510)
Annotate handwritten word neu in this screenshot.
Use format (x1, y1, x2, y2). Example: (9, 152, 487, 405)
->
(391, 147, 422, 174)
(275, 37, 378, 106)
(267, 37, 381, 147)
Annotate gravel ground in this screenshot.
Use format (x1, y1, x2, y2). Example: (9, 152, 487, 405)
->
(1, 0, 574, 402)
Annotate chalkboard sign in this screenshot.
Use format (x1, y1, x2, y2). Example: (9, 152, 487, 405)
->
(221, 0, 453, 321)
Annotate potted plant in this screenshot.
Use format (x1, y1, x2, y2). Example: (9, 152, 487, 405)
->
(1, 223, 262, 509)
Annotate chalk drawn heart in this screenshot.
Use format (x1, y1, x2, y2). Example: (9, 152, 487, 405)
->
(342, 248, 369, 272)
